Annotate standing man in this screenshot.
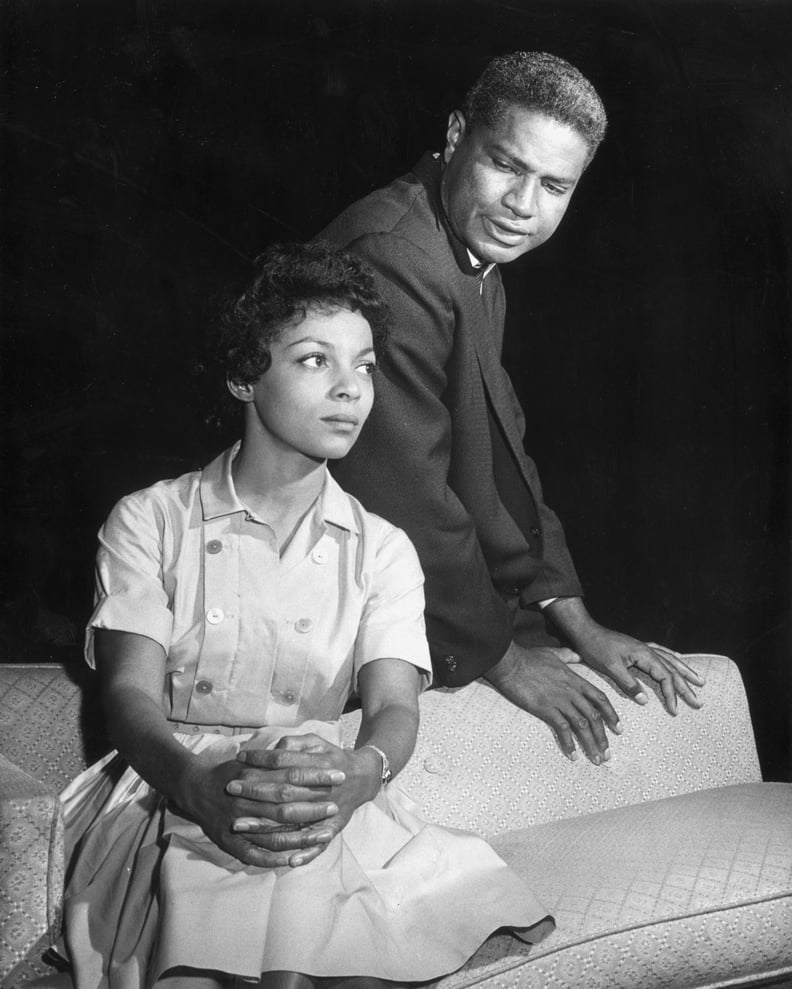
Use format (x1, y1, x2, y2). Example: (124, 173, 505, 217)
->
(319, 51, 703, 764)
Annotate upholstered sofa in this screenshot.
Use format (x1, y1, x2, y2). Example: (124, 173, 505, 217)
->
(1, 654, 790, 988)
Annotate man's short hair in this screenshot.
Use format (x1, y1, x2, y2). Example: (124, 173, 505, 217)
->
(220, 241, 390, 385)
(463, 51, 607, 162)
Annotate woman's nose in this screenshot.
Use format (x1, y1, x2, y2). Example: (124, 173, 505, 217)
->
(331, 367, 361, 399)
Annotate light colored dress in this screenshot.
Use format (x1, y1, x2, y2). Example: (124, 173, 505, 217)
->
(60, 445, 554, 987)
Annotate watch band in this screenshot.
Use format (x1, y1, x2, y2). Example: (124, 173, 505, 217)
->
(361, 744, 392, 786)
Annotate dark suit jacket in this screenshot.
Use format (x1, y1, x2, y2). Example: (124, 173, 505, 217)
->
(319, 153, 583, 685)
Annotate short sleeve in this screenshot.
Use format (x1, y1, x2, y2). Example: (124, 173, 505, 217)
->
(85, 492, 174, 667)
(353, 524, 432, 691)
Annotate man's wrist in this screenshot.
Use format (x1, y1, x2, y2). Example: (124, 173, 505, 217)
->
(544, 596, 599, 647)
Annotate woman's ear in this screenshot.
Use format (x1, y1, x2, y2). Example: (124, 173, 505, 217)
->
(226, 377, 255, 403)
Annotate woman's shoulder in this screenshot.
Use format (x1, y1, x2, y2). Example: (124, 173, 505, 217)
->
(104, 466, 204, 530)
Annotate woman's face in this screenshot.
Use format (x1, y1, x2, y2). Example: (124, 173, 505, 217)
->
(240, 306, 376, 464)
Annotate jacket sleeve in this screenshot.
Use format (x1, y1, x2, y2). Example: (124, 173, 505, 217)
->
(330, 231, 514, 684)
(500, 371, 583, 603)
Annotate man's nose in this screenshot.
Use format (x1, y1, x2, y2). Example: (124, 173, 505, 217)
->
(503, 176, 538, 217)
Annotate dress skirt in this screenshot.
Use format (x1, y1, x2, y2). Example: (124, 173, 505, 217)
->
(59, 722, 554, 988)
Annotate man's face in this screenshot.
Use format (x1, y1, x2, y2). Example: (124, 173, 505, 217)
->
(441, 106, 591, 265)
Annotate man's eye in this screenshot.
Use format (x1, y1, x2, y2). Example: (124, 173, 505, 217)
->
(300, 354, 327, 368)
(492, 157, 517, 173)
(543, 182, 566, 196)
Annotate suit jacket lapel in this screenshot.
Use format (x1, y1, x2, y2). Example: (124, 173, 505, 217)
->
(466, 268, 536, 492)
(415, 154, 536, 494)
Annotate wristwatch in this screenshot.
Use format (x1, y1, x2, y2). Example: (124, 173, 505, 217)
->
(362, 744, 392, 787)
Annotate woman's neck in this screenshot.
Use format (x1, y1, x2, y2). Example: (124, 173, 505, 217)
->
(231, 438, 326, 546)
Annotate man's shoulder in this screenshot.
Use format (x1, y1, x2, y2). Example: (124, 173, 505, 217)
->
(336, 483, 419, 557)
(317, 154, 444, 254)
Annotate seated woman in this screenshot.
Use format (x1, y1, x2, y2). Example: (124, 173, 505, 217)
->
(58, 242, 554, 989)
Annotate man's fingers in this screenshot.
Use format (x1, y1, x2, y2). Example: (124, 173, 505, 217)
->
(579, 679, 621, 731)
(666, 666, 702, 709)
(547, 686, 619, 765)
(630, 649, 705, 714)
(597, 658, 649, 705)
(663, 653, 706, 688)
(564, 705, 609, 764)
(549, 715, 576, 761)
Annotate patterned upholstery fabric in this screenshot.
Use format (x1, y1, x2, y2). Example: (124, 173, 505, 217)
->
(344, 653, 763, 834)
(452, 783, 792, 988)
(1, 655, 789, 989)
(0, 664, 107, 792)
(0, 756, 63, 981)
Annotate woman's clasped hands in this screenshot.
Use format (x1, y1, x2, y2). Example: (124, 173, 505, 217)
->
(197, 733, 382, 869)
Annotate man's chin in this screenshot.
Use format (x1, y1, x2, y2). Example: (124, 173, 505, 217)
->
(475, 240, 533, 265)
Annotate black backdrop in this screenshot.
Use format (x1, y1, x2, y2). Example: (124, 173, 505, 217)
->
(2, 0, 790, 780)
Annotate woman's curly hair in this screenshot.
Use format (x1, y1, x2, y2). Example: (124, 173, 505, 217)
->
(217, 240, 390, 386)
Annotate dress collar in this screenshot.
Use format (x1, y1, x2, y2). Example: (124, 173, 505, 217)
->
(199, 442, 360, 534)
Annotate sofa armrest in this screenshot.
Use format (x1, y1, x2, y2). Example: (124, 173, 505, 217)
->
(0, 754, 64, 982)
(0, 663, 107, 790)
(341, 653, 762, 836)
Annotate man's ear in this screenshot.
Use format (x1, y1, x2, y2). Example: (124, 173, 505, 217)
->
(443, 110, 466, 165)
(226, 377, 255, 403)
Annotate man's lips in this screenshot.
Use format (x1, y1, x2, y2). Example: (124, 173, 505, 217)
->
(483, 217, 532, 244)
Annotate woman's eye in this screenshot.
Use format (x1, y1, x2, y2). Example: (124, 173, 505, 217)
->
(358, 362, 377, 376)
(300, 354, 327, 368)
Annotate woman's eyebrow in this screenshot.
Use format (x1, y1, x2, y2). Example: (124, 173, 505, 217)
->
(285, 338, 375, 359)
(286, 336, 333, 349)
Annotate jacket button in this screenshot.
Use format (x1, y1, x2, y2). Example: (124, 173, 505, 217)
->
(295, 617, 313, 633)
(443, 655, 457, 671)
(206, 608, 224, 624)
(206, 539, 223, 554)
(195, 679, 213, 694)
(530, 527, 541, 538)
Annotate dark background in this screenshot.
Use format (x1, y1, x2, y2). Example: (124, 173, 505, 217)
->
(2, 0, 790, 780)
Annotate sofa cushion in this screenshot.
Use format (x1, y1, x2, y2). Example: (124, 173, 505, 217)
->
(440, 782, 792, 988)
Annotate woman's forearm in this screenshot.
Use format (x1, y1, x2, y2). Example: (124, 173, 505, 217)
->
(355, 700, 419, 781)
